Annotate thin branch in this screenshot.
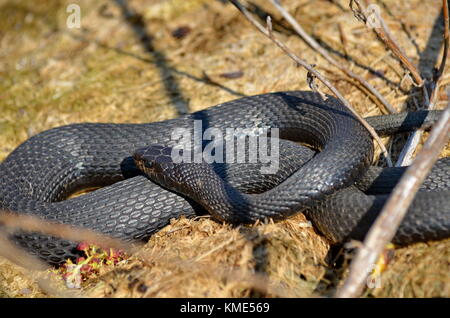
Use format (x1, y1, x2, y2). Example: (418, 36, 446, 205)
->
(435, 0, 450, 81)
(0, 212, 141, 255)
(0, 212, 143, 295)
(269, 0, 396, 113)
(0, 232, 81, 297)
(350, 0, 424, 87)
(0, 231, 48, 271)
(431, 0, 450, 108)
(336, 99, 450, 298)
(396, 0, 449, 166)
(229, 0, 393, 166)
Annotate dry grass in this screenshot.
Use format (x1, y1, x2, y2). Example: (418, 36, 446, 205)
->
(84, 214, 330, 298)
(0, 258, 47, 298)
(0, 0, 449, 298)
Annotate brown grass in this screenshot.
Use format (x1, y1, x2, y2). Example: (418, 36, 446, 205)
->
(0, 0, 449, 298)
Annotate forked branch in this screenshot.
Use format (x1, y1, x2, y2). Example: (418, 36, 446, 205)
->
(350, 0, 424, 87)
(228, 0, 393, 166)
(396, 0, 449, 166)
(336, 97, 450, 298)
(269, 0, 396, 113)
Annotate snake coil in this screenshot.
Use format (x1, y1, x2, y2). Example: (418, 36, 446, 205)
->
(0, 91, 448, 265)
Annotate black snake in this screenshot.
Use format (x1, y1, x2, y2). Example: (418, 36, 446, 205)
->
(0, 91, 448, 265)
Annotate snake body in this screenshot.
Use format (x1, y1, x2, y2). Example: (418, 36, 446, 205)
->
(0, 91, 448, 265)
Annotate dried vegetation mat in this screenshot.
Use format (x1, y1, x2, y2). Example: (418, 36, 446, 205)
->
(0, 0, 449, 297)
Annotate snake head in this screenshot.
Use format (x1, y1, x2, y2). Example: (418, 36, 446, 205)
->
(133, 145, 195, 194)
(133, 144, 175, 177)
(133, 145, 222, 202)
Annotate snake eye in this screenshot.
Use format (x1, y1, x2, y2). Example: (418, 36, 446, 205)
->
(144, 161, 154, 169)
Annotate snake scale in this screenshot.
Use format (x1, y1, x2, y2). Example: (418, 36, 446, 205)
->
(0, 91, 448, 265)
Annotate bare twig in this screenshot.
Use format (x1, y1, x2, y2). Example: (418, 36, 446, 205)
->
(0, 212, 143, 295)
(431, 0, 450, 108)
(336, 100, 450, 298)
(396, 0, 449, 166)
(269, 0, 396, 113)
(229, 0, 393, 166)
(0, 231, 81, 297)
(350, 0, 424, 87)
(435, 0, 450, 82)
(0, 231, 48, 271)
(0, 212, 141, 254)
